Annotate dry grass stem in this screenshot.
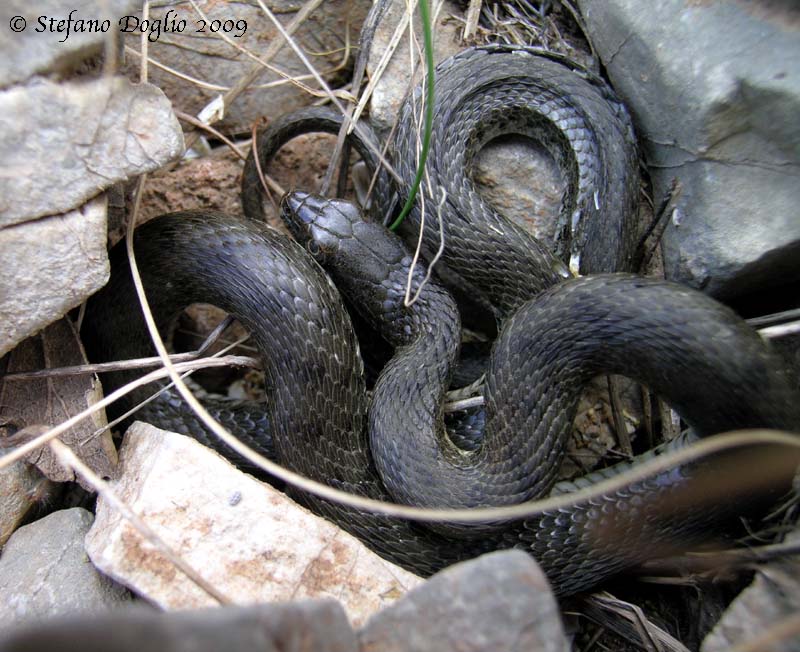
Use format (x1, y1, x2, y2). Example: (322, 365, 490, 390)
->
(0, 357, 247, 472)
(443, 396, 485, 412)
(1, 352, 258, 382)
(139, 1, 150, 83)
(253, 0, 403, 186)
(179, 0, 326, 154)
(758, 320, 800, 340)
(124, 49, 348, 93)
(583, 592, 690, 652)
(640, 539, 800, 576)
(250, 120, 284, 211)
(463, 0, 482, 40)
(187, 0, 345, 103)
(350, 0, 418, 130)
(86, 331, 255, 445)
(635, 179, 682, 272)
(175, 110, 247, 160)
(403, 187, 446, 307)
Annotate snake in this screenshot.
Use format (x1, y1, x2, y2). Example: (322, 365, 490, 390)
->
(83, 46, 800, 595)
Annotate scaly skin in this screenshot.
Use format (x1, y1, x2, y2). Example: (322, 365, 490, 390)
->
(84, 45, 799, 595)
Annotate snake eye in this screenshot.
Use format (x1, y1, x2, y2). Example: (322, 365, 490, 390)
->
(306, 239, 321, 257)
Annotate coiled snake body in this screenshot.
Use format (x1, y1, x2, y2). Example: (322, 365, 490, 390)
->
(84, 46, 799, 595)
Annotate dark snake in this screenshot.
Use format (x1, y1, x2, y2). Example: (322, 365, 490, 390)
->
(83, 46, 800, 595)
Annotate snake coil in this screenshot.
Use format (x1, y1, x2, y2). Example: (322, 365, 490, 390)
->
(84, 47, 800, 595)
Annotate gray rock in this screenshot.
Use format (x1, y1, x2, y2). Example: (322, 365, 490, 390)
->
(0, 460, 53, 547)
(0, 0, 140, 88)
(0, 76, 183, 226)
(702, 529, 800, 652)
(0, 600, 358, 652)
(577, 0, 800, 299)
(0, 508, 130, 627)
(122, 0, 371, 135)
(0, 195, 109, 357)
(359, 550, 569, 652)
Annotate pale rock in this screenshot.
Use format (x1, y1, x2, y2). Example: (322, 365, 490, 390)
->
(0, 195, 109, 357)
(0, 76, 183, 225)
(473, 137, 566, 251)
(85, 422, 423, 627)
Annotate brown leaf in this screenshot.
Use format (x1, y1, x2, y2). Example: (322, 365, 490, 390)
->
(0, 317, 117, 490)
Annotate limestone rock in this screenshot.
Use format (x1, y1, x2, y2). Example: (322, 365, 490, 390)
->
(0, 0, 140, 88)
(0, 76, 183, 226)
(577, 0, 800, 300)
(0, 508, 131, 627)
(122, 0, 371, 135)
(359, 550, 569, 652)
(85, 422, 423, 627)
(0, 196, 109, 357)
(0, 601, 358, 652)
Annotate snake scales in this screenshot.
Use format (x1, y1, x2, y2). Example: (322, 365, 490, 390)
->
(83, 46, 799, 595)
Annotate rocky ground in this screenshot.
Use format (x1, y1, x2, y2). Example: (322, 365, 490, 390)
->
(1, 1, 799, 651)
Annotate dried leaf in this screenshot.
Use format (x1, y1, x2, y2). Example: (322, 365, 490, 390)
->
(0, 318, 117, 490)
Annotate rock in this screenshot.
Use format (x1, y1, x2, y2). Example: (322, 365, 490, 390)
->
(0, 196, 109, 357)
(473, 137, 566, 252)
(0, 601, 358, 652)
(0, 76, 183, 226)
(701, 529, 800, 652)
(359, 550, 569, 652)
(0, 460, 52, 547)
(0, 508, 131, 627)
(85, 422, 423, 627)
(122, 0, 371, 135)
(367, 0, 463, 136)
(0, 0, 140, 87)
(577, 0, 800, 300)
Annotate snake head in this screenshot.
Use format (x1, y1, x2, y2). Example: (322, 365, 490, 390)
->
(280, 191, 352, 265)
(281, 191, 429, 333)
(280, 191, 408, 280)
